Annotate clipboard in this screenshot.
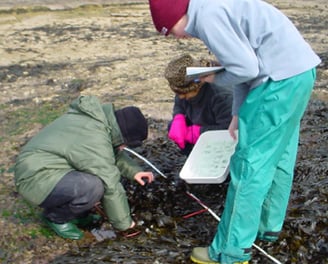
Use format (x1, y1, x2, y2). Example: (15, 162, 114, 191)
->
(186, 66, 224, 80)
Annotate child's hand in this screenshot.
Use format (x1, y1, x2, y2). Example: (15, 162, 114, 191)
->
(185, 125, 201, 144)
(168, 114, 187, 149)
(134, 172, 154, 186)
(228, 115, 238, 140)
(200, 74, 215, 83)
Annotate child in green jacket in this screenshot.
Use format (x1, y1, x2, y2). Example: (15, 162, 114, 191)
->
(15, 95, 154, 240)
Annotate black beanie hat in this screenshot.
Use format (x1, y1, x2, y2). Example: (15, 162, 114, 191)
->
(115, 106, 148, 147)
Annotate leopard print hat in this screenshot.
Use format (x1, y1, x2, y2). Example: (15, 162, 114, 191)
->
(164, 54, 215, 94)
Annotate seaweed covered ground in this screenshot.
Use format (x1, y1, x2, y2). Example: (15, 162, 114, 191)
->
(0, 1, 327, 263)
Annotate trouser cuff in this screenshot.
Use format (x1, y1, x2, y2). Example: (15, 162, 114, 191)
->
(257, 231, 280, 242)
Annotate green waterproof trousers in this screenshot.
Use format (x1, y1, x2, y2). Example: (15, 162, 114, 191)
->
(209, 68, 317, 263)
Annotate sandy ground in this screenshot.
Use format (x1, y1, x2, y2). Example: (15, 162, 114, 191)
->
(0, 0, 327, 121)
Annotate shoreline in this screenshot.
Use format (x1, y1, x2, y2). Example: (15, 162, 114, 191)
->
(0, 0, 147, 11)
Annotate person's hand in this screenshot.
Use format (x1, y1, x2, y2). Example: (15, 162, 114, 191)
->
(168, 114, 187, 149)
(200, 74, 215, 83)
(185, 125, 201, 144)
(134, 171, 154, 186)
(228, 115, 238, 140)
(118, 144, 127, 151)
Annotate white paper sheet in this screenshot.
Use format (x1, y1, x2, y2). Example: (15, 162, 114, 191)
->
(186, 66, 224, 80)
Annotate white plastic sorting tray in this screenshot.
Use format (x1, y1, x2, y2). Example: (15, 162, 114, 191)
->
(179, 130, 237, 184)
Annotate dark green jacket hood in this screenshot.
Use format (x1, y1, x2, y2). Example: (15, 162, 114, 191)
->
(68, 95, 124, 147)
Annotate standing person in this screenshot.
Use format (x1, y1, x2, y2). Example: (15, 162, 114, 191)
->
(14, 95, 154, 240)
(148, 0, 321, 263)
(165, 54, 232, 156)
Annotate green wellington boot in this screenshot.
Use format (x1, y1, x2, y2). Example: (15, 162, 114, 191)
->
(190, 247, 249, 264)
(43, 217, 83, 240)
(70, 214, 102, 227)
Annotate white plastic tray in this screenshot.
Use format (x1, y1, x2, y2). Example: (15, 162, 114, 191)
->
(179, 130, 237, 184)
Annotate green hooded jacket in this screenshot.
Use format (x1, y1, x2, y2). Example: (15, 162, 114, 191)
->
(14, 95, 141, 230)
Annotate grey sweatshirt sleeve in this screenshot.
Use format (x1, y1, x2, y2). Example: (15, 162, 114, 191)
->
(195, 9, 260, 87)
(232, 84, 250, 115)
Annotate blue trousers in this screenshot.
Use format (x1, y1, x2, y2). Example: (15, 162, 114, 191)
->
(209, 68, 317, 263)
(40, 171, 104, 223)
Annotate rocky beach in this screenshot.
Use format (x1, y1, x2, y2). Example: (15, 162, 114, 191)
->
(0, 0, 327, 263)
